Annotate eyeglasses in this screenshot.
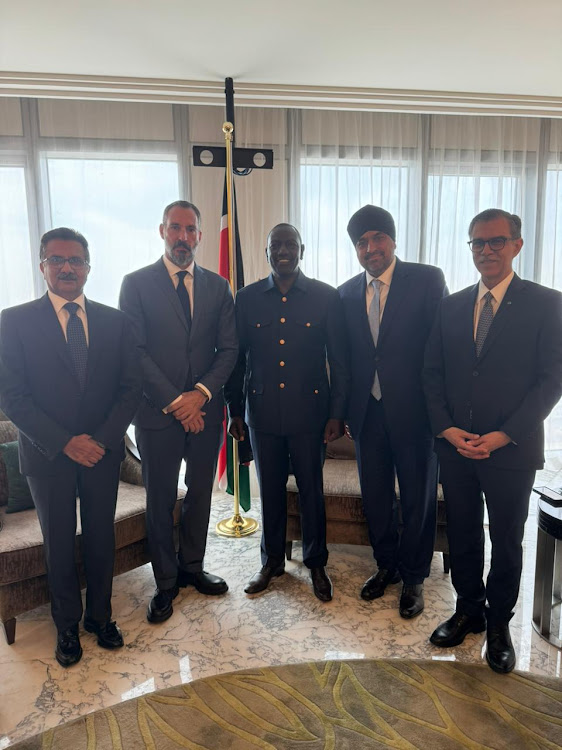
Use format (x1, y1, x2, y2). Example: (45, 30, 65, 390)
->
(42, 255, 89, 268)
(467, 236, 516, 253)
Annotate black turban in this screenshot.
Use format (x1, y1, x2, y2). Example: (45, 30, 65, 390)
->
(347, 205, 396, 244)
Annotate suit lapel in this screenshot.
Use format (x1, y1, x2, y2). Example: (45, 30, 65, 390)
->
(349, 273, 374, 352)
(190, 264, 207, 341)
(151, 258, 189, 333)
(37, 294, 76, 379)
(378, 258, 408, 348)
(477, 275, 524, 361)
(84, 299, 102, 390)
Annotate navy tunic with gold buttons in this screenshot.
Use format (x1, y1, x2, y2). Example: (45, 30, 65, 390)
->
(225, 270, 349, 569)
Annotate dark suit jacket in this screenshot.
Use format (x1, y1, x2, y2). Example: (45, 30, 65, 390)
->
(119, 259, 237, 429)
(423, 275, 562, 470)
(338, 258, 447, 439)
(0, 294, 141, 476)
(226, 271, 349, 435)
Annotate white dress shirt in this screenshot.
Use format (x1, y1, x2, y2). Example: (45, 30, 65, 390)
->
(365, 256, 397, 319)
(48, 291, 89, 345)
(473, 271, 514, 339)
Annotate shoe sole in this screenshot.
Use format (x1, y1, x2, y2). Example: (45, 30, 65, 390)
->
(430, 622, 486, 647)
(83, 621, 124, 649)
(485, 649, 515, 674)
(399, 606, 424, 619)
(244, 569, 285, 595)
(56, 646, 83, 667)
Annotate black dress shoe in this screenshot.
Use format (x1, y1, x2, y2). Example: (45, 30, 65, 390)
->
(360, 569, 401, 601)
(55, 626, 82, 668)
(399, 584, 424, 618)
(147, 585, 179, 624)
(486, 623, 516, 674)
(430, 612, 487, 647)
(84, 618, 124, 649)
(310, 567, 333, 602)
(244, 565, 285, 594)
(177, 570, 228, 595)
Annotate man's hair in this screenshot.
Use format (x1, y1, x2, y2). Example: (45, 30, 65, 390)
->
(267, 223, 303, 246)
(40, 227, 90, 263)
(468, 209, 522, 239)
(162, 200, 201, 227)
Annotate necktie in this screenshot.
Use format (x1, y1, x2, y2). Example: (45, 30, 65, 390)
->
(368, 279, 382, 400)
(475, 291, 494, 357)
(64, 302, 88, 391)
(176, 271, 192, 330)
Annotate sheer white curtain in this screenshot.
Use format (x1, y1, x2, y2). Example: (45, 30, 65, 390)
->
(426, 115, 541, 292)
(299, 110, 422, 287)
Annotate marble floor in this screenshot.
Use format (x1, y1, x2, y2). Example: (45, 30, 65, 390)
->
(1, 487, 561, 748)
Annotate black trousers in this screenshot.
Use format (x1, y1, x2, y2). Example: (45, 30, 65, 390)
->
(249, 428, 328, 569)
(356, 396, 438, 584)
(136, 420, 222, 590)
(27, 450, 122, 632)
(439, 456, 535, 623)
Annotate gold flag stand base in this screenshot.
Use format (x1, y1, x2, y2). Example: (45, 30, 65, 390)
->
(216, 513, 259, 537)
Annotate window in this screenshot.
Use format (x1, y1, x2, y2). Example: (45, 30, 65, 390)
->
(0, 165, 33, 308)
(45, 156, 179, 307)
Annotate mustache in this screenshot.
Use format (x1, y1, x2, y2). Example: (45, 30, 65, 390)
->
(57, 273, 78, 281)
(173, 241, 192, 251)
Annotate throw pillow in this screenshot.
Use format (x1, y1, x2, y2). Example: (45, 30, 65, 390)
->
(0, 442, 35, 513)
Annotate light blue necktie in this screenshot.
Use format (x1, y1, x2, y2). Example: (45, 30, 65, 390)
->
(368, 279, 382, 400)
(475, 291, 494, 357)
(64, 302, 88, 391)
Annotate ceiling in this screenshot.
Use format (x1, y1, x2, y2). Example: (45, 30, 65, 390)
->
(1, 0, 561, 104)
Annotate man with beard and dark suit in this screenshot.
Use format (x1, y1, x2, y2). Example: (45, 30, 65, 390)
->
(226, 223, 349, 601)
(424, 208, 562, 673)
(339, 205, 447, 618)
(119, 201, 237, 624)
(0, 227, 141, 666)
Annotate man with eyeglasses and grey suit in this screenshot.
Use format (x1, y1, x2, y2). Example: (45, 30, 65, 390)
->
(423, 208, 562, 673)
(0, 227, 141, 667)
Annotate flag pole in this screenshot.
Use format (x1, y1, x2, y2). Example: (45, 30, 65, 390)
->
(216, 121, 258, 538)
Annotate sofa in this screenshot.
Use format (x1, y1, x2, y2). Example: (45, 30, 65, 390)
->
(0, 414, 183, 645)
(286, 436, 449, 572)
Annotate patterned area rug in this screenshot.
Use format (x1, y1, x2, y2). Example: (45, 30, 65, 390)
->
(12, 659, 562, 749)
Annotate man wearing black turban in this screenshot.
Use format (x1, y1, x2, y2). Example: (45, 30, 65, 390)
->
(339, 205, 448, 618)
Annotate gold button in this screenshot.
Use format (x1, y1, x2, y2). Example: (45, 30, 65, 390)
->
(280, 317, 286, 323)
(279, 383, 285, 388)
(256, 323, 261, 328)
(306, 322, 311, 327)
(281, 296, 287, 302)
(280, 361, 285, 367)
(279, 339, 285, 345)
(314, 389, 319, 394)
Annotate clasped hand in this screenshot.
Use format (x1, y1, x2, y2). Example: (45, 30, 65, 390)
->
(63, 434, 105, 467)
(441, 427, 511, 459)
(168, 390, 207, 433)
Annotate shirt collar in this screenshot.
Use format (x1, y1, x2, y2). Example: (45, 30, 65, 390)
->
(48, 290, 86, 315)
(162, 254, 195, 278)
(366, 256, 397, 288)
(477, 271, 514, 306)
(264, 269, 307, 293)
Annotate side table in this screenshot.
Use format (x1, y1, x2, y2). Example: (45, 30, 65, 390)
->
(532, 496, 562, 648)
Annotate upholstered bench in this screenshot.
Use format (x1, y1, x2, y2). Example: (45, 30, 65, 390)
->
(286, 437, 449, 572)
(0, 416, 183, 644)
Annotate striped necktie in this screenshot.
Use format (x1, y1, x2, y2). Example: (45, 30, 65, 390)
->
(64, 302, 88, 391)
(368, 279, 382, 400)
